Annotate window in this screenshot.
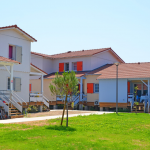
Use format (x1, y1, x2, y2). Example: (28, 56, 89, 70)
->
(7, 77, 21, 91)
(94, 84, 99, 93)
(72, 62, 77, 71)
(65, 63, 69, 71)
(9, 45, 22, 63)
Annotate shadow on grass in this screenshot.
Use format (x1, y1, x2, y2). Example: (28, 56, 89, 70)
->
(46, 125, 76, 132)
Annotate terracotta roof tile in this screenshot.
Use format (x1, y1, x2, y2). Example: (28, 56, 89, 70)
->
(31, 48, 124, 63)
(0, 56, 20, 64)
(96, 62, 150, 79)
(31, 63, 48, 75)
(0, 25, 37, 42)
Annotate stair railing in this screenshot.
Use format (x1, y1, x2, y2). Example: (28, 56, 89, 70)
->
(0, 95, 9, 116)
(12, 91, 27, 105)
(11, 97, 22, 113)
(43, 95, 50, 108)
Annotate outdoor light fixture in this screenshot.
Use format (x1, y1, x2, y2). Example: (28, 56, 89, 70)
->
(114, 62, 120, 114)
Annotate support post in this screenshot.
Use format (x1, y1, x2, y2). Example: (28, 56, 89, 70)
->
(80, 78, 83, 102)
(116, 65, 118, 114)
(41, 75, 43, 95)
(66, 102, 68, 127)
(9, 65, 14, 117)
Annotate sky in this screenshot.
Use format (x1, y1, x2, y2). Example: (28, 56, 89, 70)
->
(0, 0, 150, 63)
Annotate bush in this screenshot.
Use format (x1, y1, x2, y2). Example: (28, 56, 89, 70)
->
(27, 105, 38, 113)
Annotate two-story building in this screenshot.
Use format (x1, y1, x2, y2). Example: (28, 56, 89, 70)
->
(0, 25, 38, 118)
(30, 48, 125, 110)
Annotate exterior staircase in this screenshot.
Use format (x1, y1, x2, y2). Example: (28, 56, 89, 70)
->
(0, 90, 27, 119)
(132, 103, 144, 113)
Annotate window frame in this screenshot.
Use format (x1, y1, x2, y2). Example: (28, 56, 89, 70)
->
(72, 62, 77, 71)
(94, 83, 99, 93)
(64, 62, 69, 71)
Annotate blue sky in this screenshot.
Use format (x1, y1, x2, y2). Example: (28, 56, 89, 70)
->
(1, 0, 150, 63)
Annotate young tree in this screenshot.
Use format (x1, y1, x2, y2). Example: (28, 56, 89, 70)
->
(49, 71, 79, 126)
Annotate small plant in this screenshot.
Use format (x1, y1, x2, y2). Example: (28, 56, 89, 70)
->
(27, 105, 38, 113)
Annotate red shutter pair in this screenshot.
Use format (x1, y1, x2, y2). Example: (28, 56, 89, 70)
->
(87, 83, 94, 93)
(59, 61, 83, 72)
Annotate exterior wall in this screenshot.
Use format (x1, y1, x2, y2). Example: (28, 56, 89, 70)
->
(52, 56, 91, 72)
(91, 51, 119, 69)
(31, 54, 53, 74)
(0, 69, 29, 102)
(30, 79, 56, 101)
(99, 79, 127, 103)
(0, 29, 31, 73)
(0, 29, 33, 102)
(83, 75, 99, 102)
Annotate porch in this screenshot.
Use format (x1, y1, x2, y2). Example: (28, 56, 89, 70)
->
(127, 78, 150, 113)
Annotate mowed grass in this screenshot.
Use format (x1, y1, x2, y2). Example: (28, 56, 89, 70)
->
(0, 113, 150, 150)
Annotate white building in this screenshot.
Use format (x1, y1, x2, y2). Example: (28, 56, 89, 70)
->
(0, 25, 37, 118)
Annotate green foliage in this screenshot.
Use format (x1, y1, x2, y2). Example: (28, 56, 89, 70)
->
(134, 86, 139, 102)
(0, 113, 150, 149)
(27, 105, 38, 113)
(49, 71, 79, 99)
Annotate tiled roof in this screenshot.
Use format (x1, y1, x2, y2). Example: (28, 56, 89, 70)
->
(31, 48, 125, 63)
(0, 25, 37, 42)
(31, 63, 48, 75)
(31, 51, 52, 58)
(96, 62, 150, 79)
(44, 71, 88, 79)
(0, 56, 20, 64)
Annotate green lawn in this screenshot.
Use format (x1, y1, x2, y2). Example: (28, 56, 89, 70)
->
(0, 113, 150, 150)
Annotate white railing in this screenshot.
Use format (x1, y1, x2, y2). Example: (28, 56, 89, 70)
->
(11, 97, 22, 113)
(43, 95, 50, 108)
(128, 94, 134, 112)
(12, 91, 27, 105)
(30, 91, 43, 102)
(0, 95, 9, 115)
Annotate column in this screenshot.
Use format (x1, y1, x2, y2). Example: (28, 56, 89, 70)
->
(10, 65, 14, 92)
(80, 77, 83, 102)
(41, 75, 43, 95)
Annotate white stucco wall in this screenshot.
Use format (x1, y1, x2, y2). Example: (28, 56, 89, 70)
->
(99, 79, 127, 103)
(0, 29, 31, 73)
(0, 69, 29, 102)
(91, 51, 119, 70)
(31, 54, 53, 74)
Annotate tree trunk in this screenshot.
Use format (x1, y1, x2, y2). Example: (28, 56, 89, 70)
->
(61, 94, 68, 126)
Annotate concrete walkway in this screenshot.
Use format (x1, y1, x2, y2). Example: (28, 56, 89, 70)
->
(0, 111, 112, 124)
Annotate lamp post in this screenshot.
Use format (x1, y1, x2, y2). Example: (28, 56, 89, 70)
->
(114, 62, 120, 114)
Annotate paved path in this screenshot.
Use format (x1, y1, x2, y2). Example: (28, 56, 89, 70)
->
(0, 111, 112, 124)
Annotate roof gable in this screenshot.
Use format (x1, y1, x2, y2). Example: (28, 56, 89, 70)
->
(0, 25, 37, 42)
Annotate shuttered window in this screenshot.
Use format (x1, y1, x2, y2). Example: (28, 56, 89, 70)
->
(87, 83, 94, 93)
(16, 46, 22, 63)
(59, 63, 64, 72)
(14, 77, 21, 92)
(77, 61, 83, 71)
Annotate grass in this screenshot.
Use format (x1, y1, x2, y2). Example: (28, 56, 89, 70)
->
(0, 113, 150, 150)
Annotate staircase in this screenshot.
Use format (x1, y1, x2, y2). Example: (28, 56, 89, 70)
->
(42, 95, 50, 112)
(132, 103, 144, 113)
(0, 90, 27, 119)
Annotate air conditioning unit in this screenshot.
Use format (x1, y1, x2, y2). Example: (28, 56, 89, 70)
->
(94, 100, 99, 105)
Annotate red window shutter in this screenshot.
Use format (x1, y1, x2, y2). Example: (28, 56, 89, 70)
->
(128, 82, 130, 94)
(29, 84, 32, 93)
(77, 61, 83, 71)
(87, 83, 94, 93)
(59, 63, 64, 72)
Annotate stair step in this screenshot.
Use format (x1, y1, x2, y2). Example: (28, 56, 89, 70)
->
(10, 113, 21, 115)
